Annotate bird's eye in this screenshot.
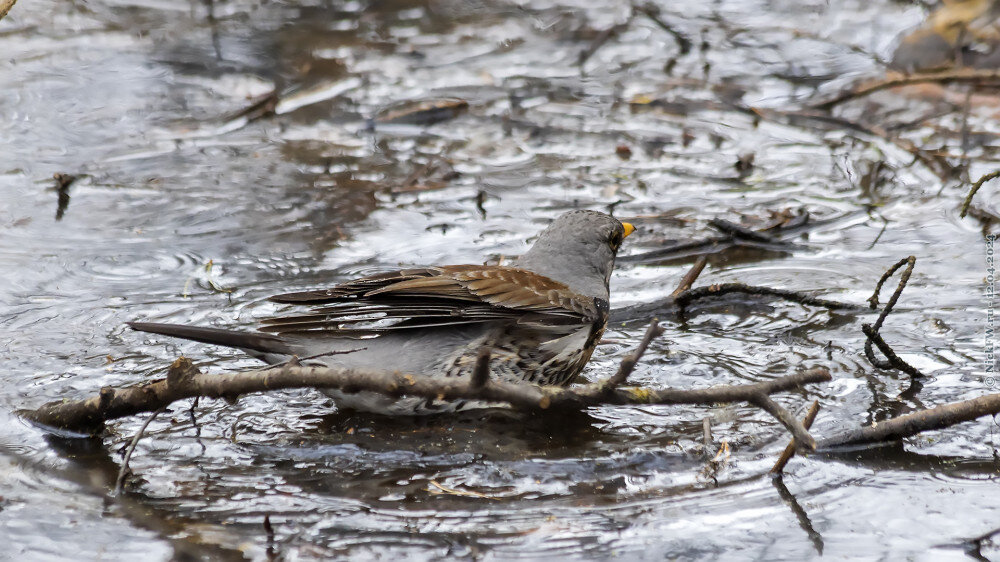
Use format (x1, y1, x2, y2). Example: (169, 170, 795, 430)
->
(609, 231, 623, 248)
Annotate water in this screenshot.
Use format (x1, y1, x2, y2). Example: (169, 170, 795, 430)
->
(2, 0, 1000, 559)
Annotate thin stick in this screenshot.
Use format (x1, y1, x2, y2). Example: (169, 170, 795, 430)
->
(469, 347, 492, 389)
(702, 417, 712, 458)
(863, 256, 924, 377)
(867, 257, 915, 309)
(812, 69, 1000, 111)
(670, 256, 708, 297)
(816, 392, 1000, 449)
(264, 515, 277, 559)
(633, 3, 692, 55)
(770, 400, 820, 473)
(675, 283, 862, 311)
(862, 325, 924, 377)
(960, 170, 1000, 218)
(113, 406, 166, 496)
(578, 18, 632, 67)
(749, 394, 817, 451)
(603, 319, 665, 390)
(709, 218, 780, 243)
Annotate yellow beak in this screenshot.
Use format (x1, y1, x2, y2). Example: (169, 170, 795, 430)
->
(622, 222, 635, 238)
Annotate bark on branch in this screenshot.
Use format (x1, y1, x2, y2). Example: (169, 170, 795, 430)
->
(960, 169, 1000, 218)
(816, 392, 1000, 449)
(811, 69, 1000, 110)
(21, 357, 832, 439)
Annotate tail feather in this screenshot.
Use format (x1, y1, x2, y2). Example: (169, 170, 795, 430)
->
(127, 322, 293, 355)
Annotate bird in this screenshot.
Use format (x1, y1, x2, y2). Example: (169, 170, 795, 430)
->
(128, 210, 634, 414)
(890, 0, 1000, 73)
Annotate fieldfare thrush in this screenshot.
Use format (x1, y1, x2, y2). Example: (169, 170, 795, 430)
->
(129, 210, 634, 414)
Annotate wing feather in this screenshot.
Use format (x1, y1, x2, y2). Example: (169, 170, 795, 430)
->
(261, 265, 600, 336)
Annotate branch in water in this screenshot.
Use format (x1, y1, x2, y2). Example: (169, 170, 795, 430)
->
(21, 357, 831, 444)
(816, 393, 1000, 450)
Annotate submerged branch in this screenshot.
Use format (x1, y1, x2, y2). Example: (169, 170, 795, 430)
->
(816, 393, 1000, 449)
(22, 357, 832, 441)
(603, 319, 666, 390)
(812, 69, 1000, 110)
(674, 283, 863, 311)
(749, 394, 817, 450)
(670, 255, 708, 297)
(771, 400, 820, 474)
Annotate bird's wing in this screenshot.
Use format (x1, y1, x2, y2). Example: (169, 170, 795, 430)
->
(261, 265, 600, 336)
(268, 268, 447, 303)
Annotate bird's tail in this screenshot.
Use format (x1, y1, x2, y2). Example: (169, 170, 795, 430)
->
(127, 322, 294, 355)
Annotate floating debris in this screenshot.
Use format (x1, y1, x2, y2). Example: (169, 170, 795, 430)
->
(371, 98, 469, 127)
(735, 152, 755, 178)
(52, 172, 77, 221)
(219, 77, 362, 132)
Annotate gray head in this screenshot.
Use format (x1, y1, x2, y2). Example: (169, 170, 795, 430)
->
(514, 210, 634, 299)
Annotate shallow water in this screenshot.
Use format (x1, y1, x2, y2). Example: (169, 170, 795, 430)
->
(3, 0, 1000, 559)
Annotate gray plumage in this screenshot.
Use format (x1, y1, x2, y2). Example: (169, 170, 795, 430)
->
(129, 210, 633, 414)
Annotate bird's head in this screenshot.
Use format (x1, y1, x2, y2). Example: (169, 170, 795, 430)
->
(515, 210, 634, 299)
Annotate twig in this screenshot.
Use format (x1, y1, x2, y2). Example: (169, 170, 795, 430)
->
(620, 207, 825, 265)
(428, 480, 499, 500)
(811, 69, 1000, 111)
(770, 400, 820, 473)
(52, 173, 77, 221)
(578, 17, 633, 67)
(670, 255, 708, 297)
(603, 319, 665, 390)
(264, 515, 276, 559)
(816, 392, 1000, 449)
(749, 394, 816, 450)
(634, 3, 692, 55)
(612, 279, 863, 325)
(863, 256, 924, 377)
(709, 218, 779, 244)
(470, 347, 492, 389)
(400, 155, 443, 189)
(674, 283, 862, 311)
(21, 358, 832, 439)
(959, 525, 1000, 561)
(867, 257, 913, 309)
(862, 325, 924, 378)
(113, 406, 166, 496)
(960, 170, 1000, 218)
(225, 90, 279, 124)
(702, 417, 712, 457)
(958, 86, 974, 177)
(618, 236, 734, 264)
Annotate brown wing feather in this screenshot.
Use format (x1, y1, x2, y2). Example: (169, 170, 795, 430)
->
(261, 265, 597, 336)
(268, 268, 443, 304)
(446, 266, 595, 315)
(364, 275, 475, 300)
